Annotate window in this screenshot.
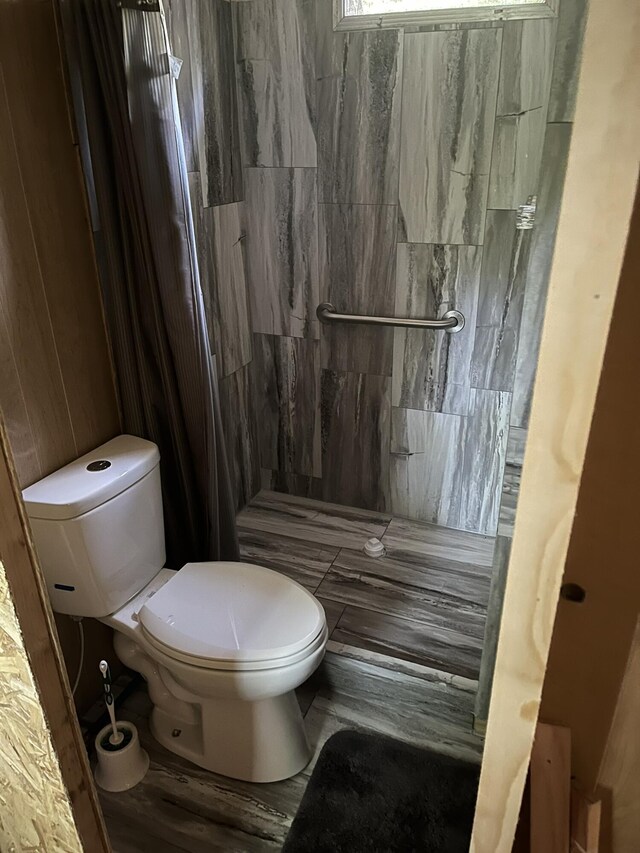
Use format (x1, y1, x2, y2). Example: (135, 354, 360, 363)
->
(335, 0, 558, 30)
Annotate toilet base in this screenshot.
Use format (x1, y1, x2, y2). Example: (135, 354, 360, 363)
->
(150, 691, 311, 783)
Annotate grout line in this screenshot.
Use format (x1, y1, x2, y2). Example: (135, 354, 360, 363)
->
(327, 604, 347, 640)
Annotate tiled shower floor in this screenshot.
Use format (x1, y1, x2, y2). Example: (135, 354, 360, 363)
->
(100, 492, 493, 852)
(238, 491, 495, 680)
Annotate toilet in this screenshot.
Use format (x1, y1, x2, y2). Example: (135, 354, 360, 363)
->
(22, 435, 328, 783)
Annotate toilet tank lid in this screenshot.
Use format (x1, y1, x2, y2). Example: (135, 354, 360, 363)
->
(22, 435, 160, 521)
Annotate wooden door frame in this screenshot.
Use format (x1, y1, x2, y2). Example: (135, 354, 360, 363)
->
(0, 417, 111, 851)
(0, 0, 638, 848)
(470, 0, 640, 848)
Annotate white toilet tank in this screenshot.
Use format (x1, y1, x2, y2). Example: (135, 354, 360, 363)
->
(22, 435, 165, 618)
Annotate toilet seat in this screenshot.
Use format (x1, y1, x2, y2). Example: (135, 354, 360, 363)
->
(140, 619, 328, 672)
(138, 561, 326, 671)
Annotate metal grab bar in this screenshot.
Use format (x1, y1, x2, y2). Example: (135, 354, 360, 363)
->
(316, 303, 465, 333)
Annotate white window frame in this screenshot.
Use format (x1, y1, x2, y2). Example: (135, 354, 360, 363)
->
(333, 0, 558, 31)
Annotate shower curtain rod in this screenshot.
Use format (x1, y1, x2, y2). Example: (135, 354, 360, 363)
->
(316, 303, 465, 333)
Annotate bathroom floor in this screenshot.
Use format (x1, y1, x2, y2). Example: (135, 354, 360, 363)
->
(238, 491, 495, 680)
(100, 492, 493, 852)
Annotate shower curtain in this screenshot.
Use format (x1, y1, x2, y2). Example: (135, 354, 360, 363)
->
(60, 0, 239, 566)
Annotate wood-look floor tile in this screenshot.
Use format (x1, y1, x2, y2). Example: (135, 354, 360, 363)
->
(101, 705, 302, 851)
(330, 605, 484, 679)
(238, 528, 339, 591)
(237, 490, 390, 550)
(306, 648, 482, 763)
(317, 596, 346, 634)
(317, 548, 490, 625)
(101, 644, 481, 851)
(382, 515, 495, 569)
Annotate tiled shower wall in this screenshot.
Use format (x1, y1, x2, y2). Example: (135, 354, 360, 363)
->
(232, 0, 588, 536)
(166, 0, 261, 510)
(167, 0, 587, 535)
(475, 0, 587, 720)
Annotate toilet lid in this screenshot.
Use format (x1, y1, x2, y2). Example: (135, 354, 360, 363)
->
(138, 562, 326, 664)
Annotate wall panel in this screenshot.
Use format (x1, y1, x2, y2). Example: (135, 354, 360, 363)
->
(0, 0, 121, 715)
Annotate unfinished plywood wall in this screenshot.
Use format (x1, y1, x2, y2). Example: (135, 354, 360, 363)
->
(0, 0, 121, 712)
(0, 559, 82, 852)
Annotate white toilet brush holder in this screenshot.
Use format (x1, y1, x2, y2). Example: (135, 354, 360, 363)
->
(94, 720, 149, 792)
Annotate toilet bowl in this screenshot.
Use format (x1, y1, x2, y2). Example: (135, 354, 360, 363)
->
(21, 434, 328, 783)
(103, 563, 328, 782)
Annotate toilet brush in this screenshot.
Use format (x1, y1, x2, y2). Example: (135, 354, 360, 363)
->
(99, 660, 127, 748)
(94, 660, 149, 792)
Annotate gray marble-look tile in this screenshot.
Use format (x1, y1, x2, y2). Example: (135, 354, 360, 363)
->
(511, 123, 572, 428)
(245, 168, 318, 339)
(318, 597, 345, 634)
(548, 0, 589, 123)
(319, 203, 397, 376)
(307, 648, 482, 764)
(238, 527, 338, 591)
(392, 243, 482, 414)
(219, 363, 261, 511)
(189, 175, 251, 376)
(455, 388, 511, 536)
(496, 18, 557, 117)
(388, 390, 509, 536)
(330, 605, 484, 679)
(237, 489, 391, 550)
(252, 334, 321, 478)
(488, 111, 548, 212)
(398, 29, 501, 245)
(497, 425, 527, 538)
(260, 468, 324, 501)
(470, 210, 531, 392)
(235, 0, 316, 167)
(316, 0, 403, 204)
(488, 18, 557, 210)
(474, 534, 512, 724)
(382, 515, 495, 568)
(101, 698, 304, 852)
(165, 0, 198, 173)
(389, 407, 463, 526)
(318, 547, 490, 623)
(321, 370, 391, 512)
(102, 645, 481, 851)
(189, 0, 243, 206)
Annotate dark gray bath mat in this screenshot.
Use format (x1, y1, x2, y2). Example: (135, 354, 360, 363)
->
(282, 730, 479, 853)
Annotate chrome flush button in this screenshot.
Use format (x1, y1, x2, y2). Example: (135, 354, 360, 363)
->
(86, 460, 111, 471)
